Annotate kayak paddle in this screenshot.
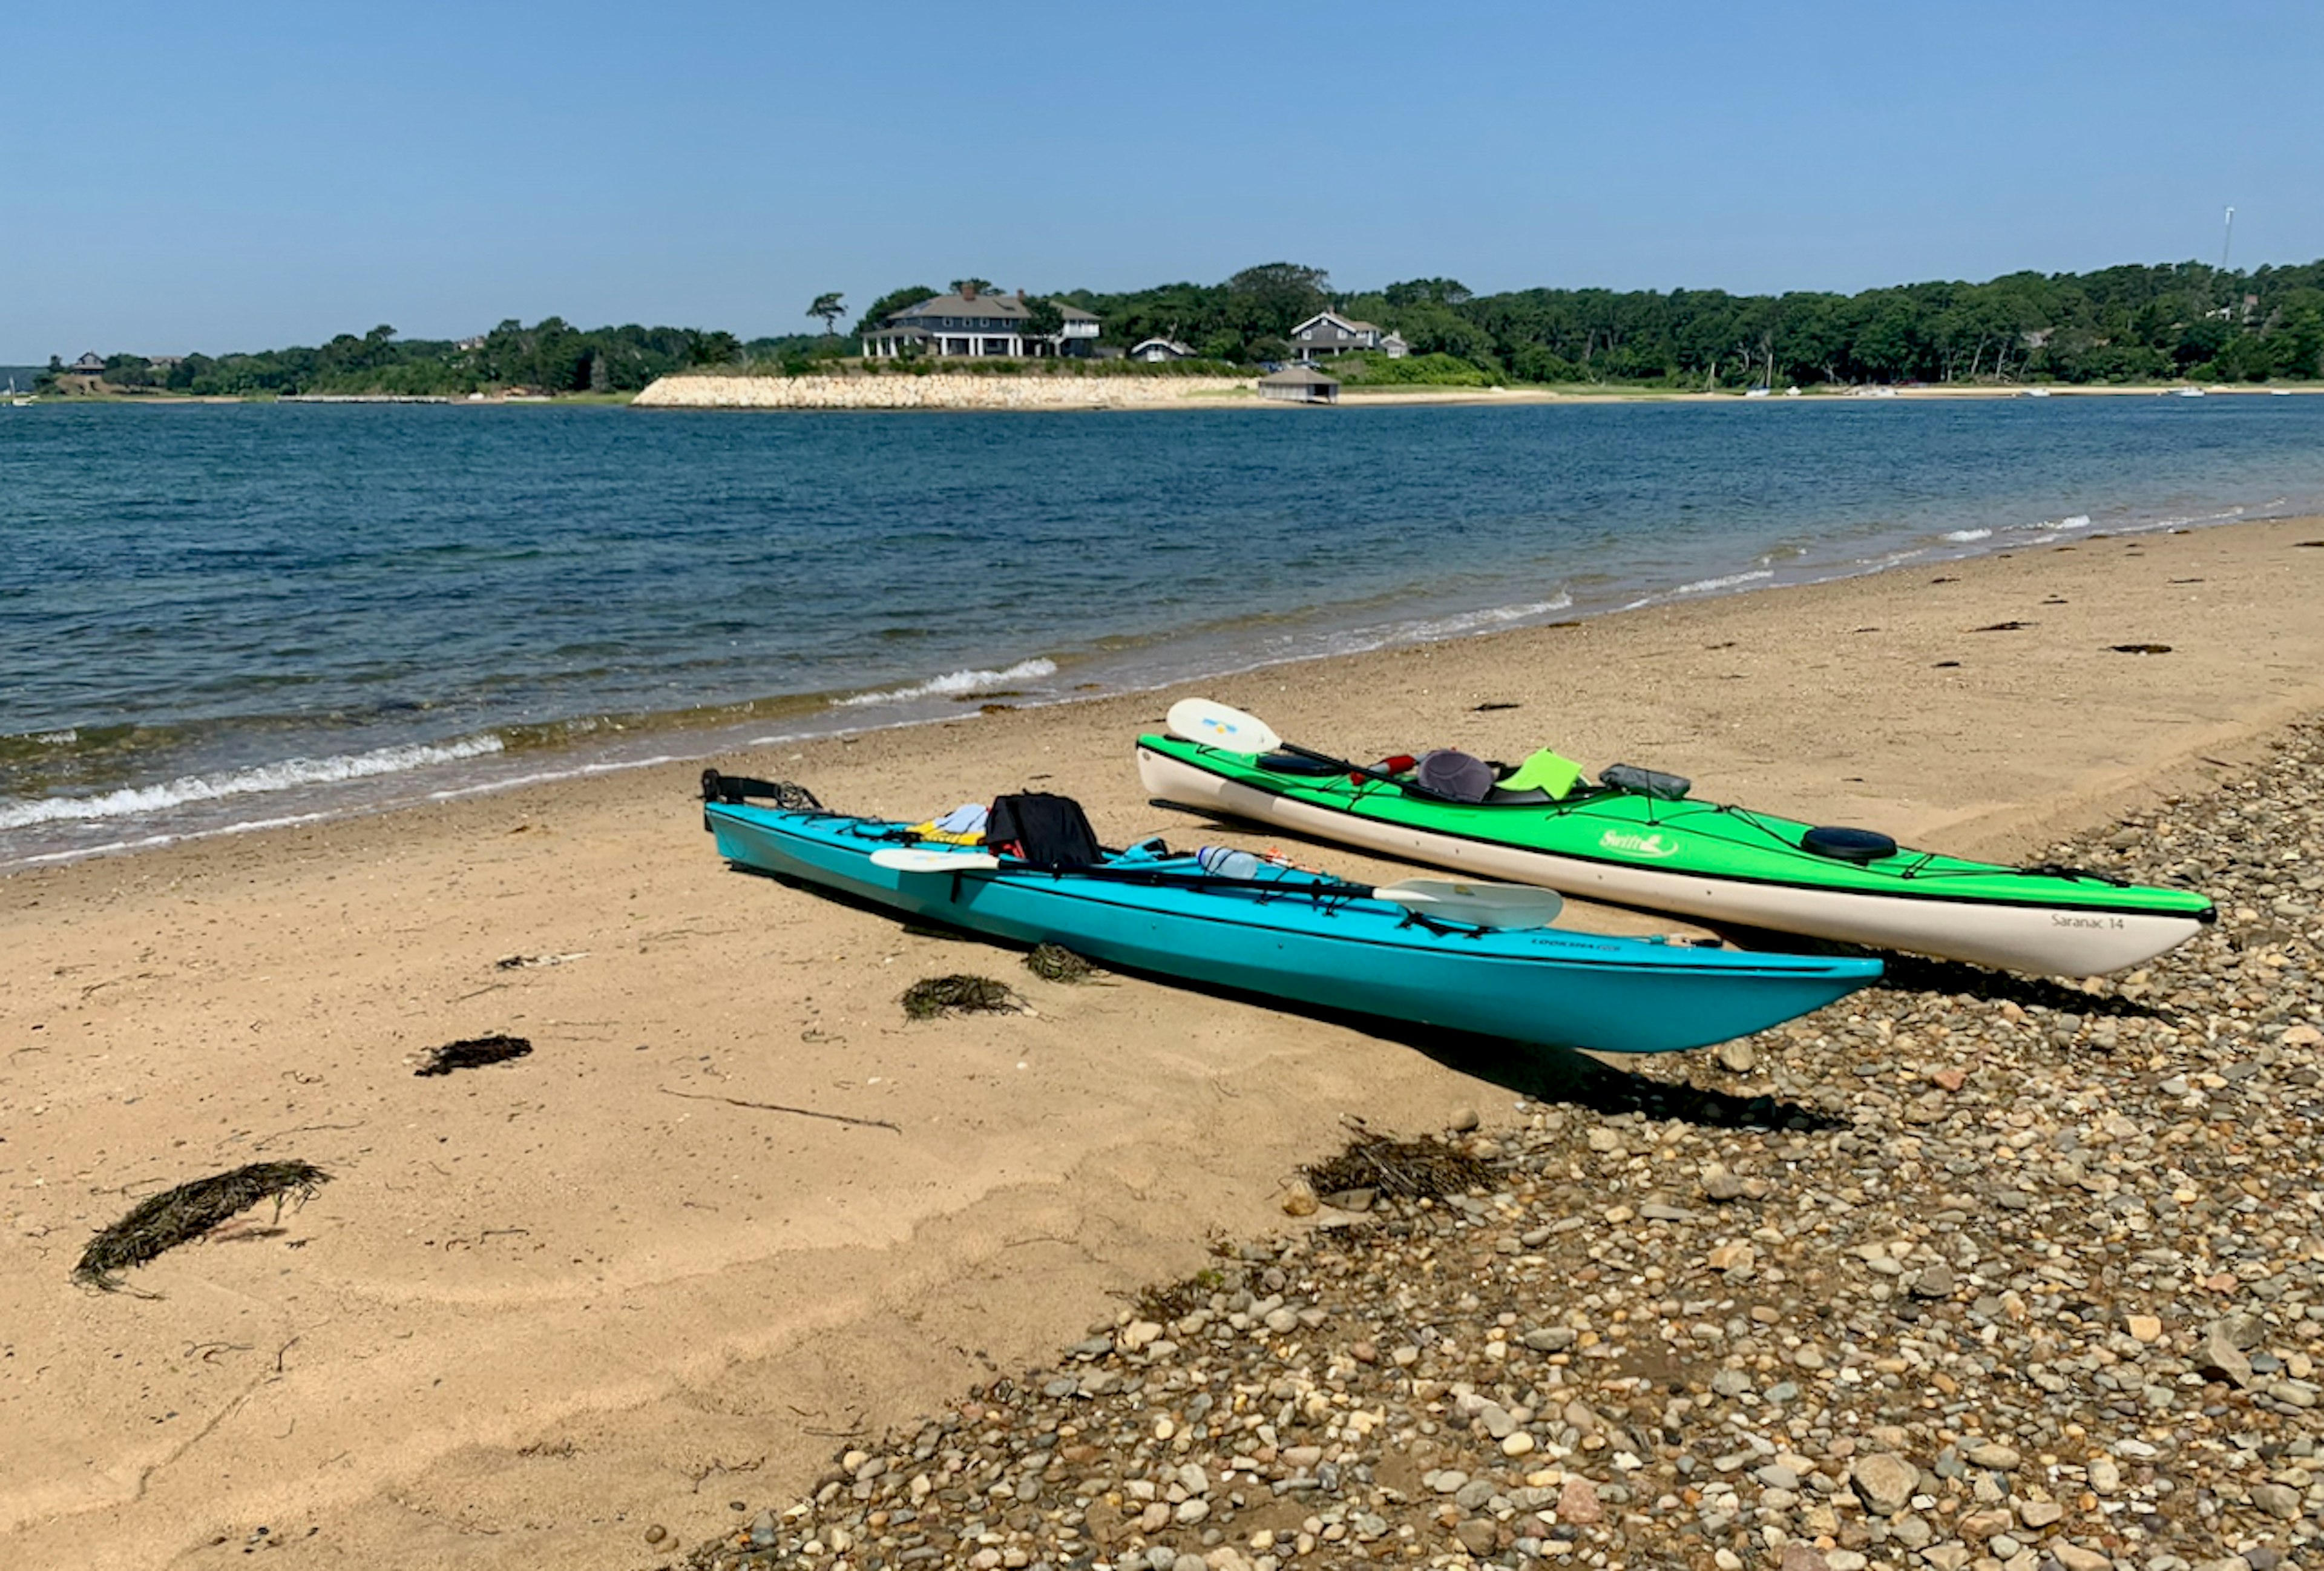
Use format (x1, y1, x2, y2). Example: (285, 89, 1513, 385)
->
(870, 847, 1005, 872)
(875, 843, 1563, 929)
(1164, 697, 1448, 796)
(1370, 878, 1565, 929)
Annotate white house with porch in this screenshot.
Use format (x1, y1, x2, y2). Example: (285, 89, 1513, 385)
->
(861, 287, 1102, 358)
(1288, 311, 1408, 361)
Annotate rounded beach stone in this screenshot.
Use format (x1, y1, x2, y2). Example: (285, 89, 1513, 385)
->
(1850, 1453, 1917, 1515)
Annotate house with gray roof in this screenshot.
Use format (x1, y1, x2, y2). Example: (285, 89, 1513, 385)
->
(861, 286, 1101, 359)
(1288, 311, 1408, 362)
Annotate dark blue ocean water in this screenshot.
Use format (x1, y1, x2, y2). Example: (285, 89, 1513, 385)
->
(5, 394, 2323, 868)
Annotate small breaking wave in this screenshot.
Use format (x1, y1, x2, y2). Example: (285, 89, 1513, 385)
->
(1377, 594, 1574, 644)
(2040, 513, 2093, 532)
(835, 658, 1059, 708)
(0, 735, 505, 831)
(1942, 528, 1992, 542)
(1301, 594, 1575, 661)
(1675, 569, 1774, 595)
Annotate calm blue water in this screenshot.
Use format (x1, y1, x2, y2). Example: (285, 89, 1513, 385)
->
(5, 395, 2323, 868)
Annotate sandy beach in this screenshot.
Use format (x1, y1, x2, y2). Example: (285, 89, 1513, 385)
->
(5, 516, 2324, 1570)
(629, 373, 2324, 413)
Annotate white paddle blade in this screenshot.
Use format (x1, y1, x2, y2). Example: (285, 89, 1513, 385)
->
(1371, 878, 1565, 930)
(869, 847, 1003, 873)
(1165, 697, 1282, 755)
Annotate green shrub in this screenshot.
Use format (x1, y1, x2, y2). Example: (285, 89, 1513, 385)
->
(1329, 351, 1498, 387)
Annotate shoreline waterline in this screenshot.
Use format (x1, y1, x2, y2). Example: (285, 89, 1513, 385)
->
(5, 499, 2313, 874)
(8, 506, 2324, 879)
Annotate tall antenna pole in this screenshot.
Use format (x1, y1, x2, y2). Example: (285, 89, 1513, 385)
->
(2221, 206, 2236, 272)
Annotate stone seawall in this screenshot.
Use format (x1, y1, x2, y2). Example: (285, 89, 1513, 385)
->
(631, 372, 1254, 410)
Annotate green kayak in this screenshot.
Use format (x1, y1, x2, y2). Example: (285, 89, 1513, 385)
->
(1135, 699, 2213, 977)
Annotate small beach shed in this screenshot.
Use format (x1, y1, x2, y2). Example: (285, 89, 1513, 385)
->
(1258, 366, 1340, 404)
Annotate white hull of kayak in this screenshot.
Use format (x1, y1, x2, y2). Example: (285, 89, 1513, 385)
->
(1138, 748, 2205, 976)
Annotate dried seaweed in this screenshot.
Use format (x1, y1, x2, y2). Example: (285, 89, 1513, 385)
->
(901, 975, 1021, 1021)
(2110, 643, 2173, 655)
(1302, 1127, 1498, 1202)
(76, 1161, 331, 1291)
(1024, 943, 1095, 984)
(1132, 1265, 1231, 1324)
(416, 1034, 533, 1076)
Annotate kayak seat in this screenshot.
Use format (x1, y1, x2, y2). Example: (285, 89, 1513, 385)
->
(1801, 825, 1899, 864)
(988, 792, 1105, 868)
(1414, 749, 1497, 803)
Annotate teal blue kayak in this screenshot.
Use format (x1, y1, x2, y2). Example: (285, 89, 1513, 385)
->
(700, 777, 1880, 1055)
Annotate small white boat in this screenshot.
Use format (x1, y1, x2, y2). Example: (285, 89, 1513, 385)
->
(2175, 387, 2206, 398)
(2022, 387, 2051, 398)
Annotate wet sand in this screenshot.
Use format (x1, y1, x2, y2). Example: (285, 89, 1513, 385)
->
(4, 515, 2323, 1570)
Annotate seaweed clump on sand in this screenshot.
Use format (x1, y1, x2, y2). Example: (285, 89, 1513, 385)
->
(76, 1161, 332, 1291)
(1132, 1262, 1232, 1324)
(1024, 943, 1096, 983)
(1302, 1126, 1499, 1202)
(901, 975, 1022, 1021)
(415, 1034, 533, 1076)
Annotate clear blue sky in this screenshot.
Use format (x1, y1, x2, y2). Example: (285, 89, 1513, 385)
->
(5, 0, 2321, 361)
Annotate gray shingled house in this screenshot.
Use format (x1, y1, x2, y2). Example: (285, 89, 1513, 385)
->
(1287, 311, 1409, 362)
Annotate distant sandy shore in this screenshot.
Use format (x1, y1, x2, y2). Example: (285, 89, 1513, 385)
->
(634, 372, 2321, 412)
(25, 380, 2317, 412)
(634, 373, 1255, 410)
(6, 516, 2324, 1569)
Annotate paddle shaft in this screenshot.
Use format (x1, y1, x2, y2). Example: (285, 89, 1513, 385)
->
(921, 859, 1554, 927)
(1273, 741, 1466, 804)
(936, 860, 1366, 900)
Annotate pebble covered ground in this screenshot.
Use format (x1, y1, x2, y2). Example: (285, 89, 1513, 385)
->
(677, 718, 2324, 1571)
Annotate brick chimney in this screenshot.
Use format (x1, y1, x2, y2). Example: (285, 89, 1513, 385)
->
(961, 282, 977, 300)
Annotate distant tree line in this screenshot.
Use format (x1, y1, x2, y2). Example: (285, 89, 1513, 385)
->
(41, 256, 2324, 397)
(46, 319, 749, 397)
(1035, 259, 2324, 386)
